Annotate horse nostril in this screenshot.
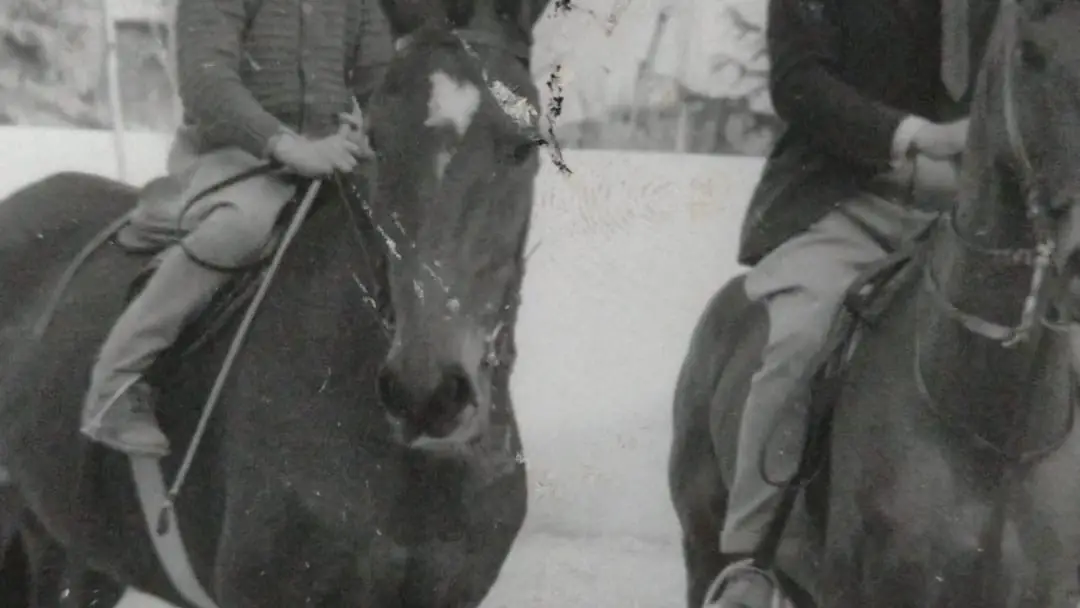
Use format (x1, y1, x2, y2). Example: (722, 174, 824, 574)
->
(434, 364, 475, 412)
(376, 367, 410, 419)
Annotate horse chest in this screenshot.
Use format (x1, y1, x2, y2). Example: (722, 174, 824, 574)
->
(833, 379, 1080, 605)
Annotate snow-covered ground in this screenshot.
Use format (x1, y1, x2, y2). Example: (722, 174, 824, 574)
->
(0, 127, 762, 607)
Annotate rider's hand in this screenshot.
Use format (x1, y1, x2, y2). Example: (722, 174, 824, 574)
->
(338, 105, 375, 159)
(912, 117, 970, 160)
(270, 132, 361, 177)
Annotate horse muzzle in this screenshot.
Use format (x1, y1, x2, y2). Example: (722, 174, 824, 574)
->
(377, 354, 492, 456)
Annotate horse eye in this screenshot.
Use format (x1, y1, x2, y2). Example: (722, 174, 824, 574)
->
(510, 142, 534, 165)
(1019, 39, 1047, 70)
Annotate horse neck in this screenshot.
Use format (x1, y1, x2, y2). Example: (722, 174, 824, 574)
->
(284, 188, 389, 345)
(917, 176, 1073, 461)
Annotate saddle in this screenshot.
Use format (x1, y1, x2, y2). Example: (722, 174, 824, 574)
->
(114, 173, 306, 361)
(802, 236, 932, 511)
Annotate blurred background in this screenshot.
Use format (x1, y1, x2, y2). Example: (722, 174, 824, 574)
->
(0, 0, 777, 155)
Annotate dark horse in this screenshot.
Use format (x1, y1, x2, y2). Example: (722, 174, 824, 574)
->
(670, 1, 1080, 606)
(0, 0, 551, 606)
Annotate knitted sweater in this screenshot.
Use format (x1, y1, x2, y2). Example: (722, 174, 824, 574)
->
(174, 0, 393, 159)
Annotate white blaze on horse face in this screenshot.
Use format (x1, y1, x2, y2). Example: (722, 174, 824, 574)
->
(424, 70, 480, 138)
(425, 70, 480, 183)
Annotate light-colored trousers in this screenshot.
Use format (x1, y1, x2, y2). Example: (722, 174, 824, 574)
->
(720, 192, 937, 553)
(84, 131, 296, 413)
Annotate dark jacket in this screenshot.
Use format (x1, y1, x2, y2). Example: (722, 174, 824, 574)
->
(174, 0, 394, 160)
(737, 0, 995, 265)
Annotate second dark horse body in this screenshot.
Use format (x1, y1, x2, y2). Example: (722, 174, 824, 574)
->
(670, 1, 1080, 606)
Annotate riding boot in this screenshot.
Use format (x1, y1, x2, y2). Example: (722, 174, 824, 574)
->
(80, 246, 230, 457)
(705, 559, 786, 608)
(82, 379, 168, 456)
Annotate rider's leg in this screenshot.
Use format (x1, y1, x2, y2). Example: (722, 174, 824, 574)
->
(713, 194, 935, 606)
(80, 151, 296, 457)
(80, 245, 231, 456)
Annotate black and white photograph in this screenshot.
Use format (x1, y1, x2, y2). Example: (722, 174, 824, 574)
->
(1, 0, 1078, 606)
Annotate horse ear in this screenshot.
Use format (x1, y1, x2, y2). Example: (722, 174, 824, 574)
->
(378, 0, 473, 36)
(496, 0, 551, 36)
(377, 0, 424, 37)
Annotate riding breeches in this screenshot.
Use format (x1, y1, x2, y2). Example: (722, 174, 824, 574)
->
(84, 141, 296, 413)
(720, 192, 937, 554)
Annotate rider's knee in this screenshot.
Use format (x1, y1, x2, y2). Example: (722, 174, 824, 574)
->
(765, 291, 845, 361)
(185, 206, 276, 268)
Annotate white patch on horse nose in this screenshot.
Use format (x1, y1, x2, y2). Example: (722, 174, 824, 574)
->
(424, 71, 480, 138)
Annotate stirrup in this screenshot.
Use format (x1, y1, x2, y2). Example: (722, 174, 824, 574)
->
(702, 558, 790, 608)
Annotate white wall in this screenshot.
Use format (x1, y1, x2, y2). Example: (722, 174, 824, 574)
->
(0, 127, 762, 545)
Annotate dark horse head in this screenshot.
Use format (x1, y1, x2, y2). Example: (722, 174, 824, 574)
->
(960, 0, 1080, 327)
(358, 0, 547, 453)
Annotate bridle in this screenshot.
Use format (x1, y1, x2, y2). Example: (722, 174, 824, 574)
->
(339, 24, 539, 372)
(910, 0, 1079, 467)
(922, 0, 1068, 349)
